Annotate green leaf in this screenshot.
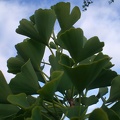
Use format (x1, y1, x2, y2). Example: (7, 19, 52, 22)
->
(88, 69, 117, 89)
(15, 39, 45, 71)
(59, 28, 104, 63)
(102, 105, 120, 120)
(35, 9, 56, 45)
(7, 56, 25, 74)
(62, 106, 87, 119)
(111, 101, 120, 117)
(0, 71, 12, 103)
(52, 2, 81, 30)
(107, 76, 120, 102)
(9, 60, 40, 95)
(31, 106, 42, 120)
(16, 19, 40, 41)
(89, 108, 109, 120)
(97, 87, 108, 98)
(60, 57, 109, 94)
(81, 95, 98, 106)
(49, 52, 73, 93)
(7, 93, 30, 109)
(0, 104, 19, 119)
(59, 28, 83, 57)
(38, 71, 63, 100)
(49, 41, 56, 49)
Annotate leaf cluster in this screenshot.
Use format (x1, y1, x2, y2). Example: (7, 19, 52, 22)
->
(0, 2, 120, 120)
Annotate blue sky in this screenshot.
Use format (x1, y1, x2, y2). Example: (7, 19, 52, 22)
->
(1, 0, 120, 81)
(0, 0, 120, 116)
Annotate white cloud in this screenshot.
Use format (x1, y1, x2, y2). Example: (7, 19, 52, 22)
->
(0, 1, 39, 82)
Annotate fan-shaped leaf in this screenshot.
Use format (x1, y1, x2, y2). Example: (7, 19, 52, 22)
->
(15, 39, 45, 71)
(35, 9, 56, 45)
(60, 28, 104, 63)
(16, 19, 40, 41)
(60, 57, 109, 94)
(52, 2, 81, 30)
(7, 93, 30, 109)
(9, 60, 40, 95)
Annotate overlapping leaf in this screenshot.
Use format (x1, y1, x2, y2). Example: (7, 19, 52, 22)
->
(60, 57, 109, 94)
(89, 108, 109, 120)
(62, 106, 87, 119)
(0, 104, 19, 119)
(16, 19, 40, 41)
(88, 69, 117, 89)
(102, 105, 120, 120)
(15, 39, 45, 70)
(107, 76, 120, 102)
(49, 52, 73, 93)
(9, 60, 40, 95)
(38, 71, 63, 100)
(7, 93, 30, 109)
(111, 101, 120, 117)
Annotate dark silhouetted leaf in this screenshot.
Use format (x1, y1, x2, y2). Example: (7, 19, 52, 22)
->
(89, 108, 108, 120)
(107, 76, 120, 102)
(102, 105, 120, 120)
(111, 101, 120, 117)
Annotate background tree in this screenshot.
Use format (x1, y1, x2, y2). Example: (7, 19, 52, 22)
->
(82, 0, 115, 10)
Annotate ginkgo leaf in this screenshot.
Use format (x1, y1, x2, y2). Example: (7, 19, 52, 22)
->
(9, 60, 40, 95)
(52, 2, 81, 31)
(7, 93, 30, 109)
(38, 71, 63, 100)
(35, 9, 56, 45)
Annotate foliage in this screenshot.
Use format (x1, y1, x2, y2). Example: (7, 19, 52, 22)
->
(0, 2, 120, 120)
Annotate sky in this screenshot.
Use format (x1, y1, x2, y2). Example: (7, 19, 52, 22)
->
(0, 0, 120, 116)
